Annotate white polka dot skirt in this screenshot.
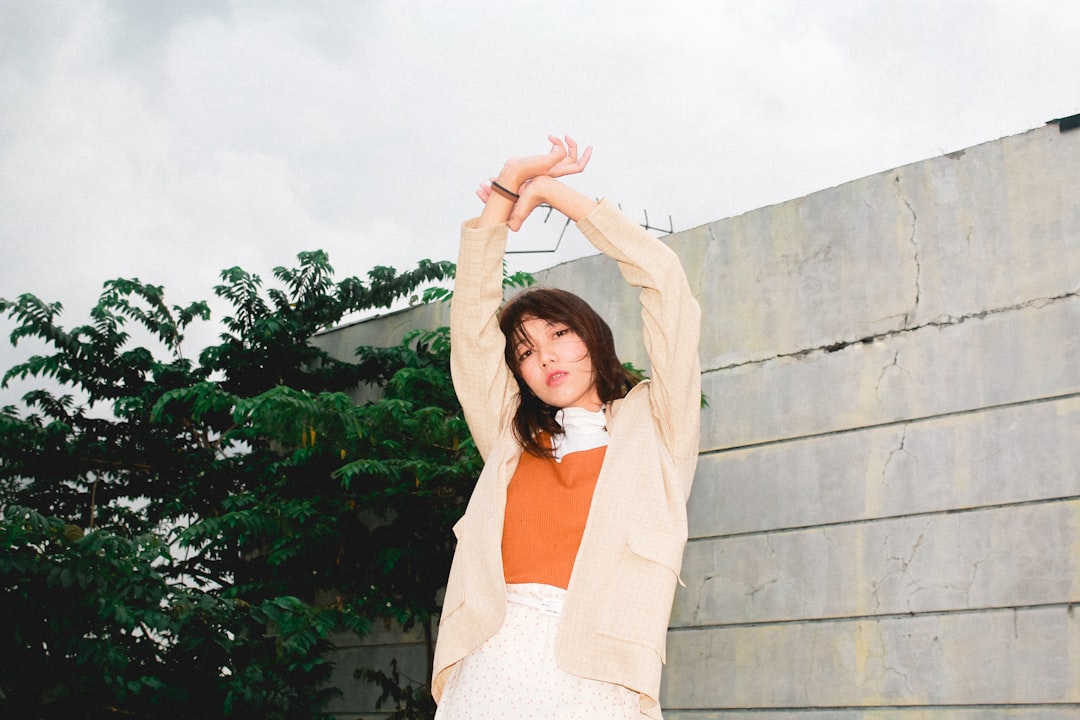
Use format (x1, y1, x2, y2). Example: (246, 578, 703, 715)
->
(435, 583, 645, 720)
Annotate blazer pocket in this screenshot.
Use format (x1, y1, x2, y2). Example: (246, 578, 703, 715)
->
(626, 529, 686, 583)
(595, 528, 685, 659)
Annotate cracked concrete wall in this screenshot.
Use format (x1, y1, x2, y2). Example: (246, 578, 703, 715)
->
(315, 120, 1080, 718)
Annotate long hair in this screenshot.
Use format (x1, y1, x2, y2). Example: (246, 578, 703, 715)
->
(498, 287, 639, 457)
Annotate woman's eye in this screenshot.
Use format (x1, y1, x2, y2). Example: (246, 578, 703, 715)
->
(517, 348, 533, 361)
(554, 329, 569, 338)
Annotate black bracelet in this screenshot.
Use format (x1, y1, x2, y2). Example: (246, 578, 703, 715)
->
(490, 180, 520, 201)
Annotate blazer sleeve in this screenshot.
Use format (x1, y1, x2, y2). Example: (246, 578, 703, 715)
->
(449, 218, 520, 461)
(576, 199, 702, 478)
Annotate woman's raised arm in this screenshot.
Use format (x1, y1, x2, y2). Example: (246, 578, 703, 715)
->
(450, 136, 594, 458)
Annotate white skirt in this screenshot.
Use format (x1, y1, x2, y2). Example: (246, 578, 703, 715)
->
(434, 583, 645, 720)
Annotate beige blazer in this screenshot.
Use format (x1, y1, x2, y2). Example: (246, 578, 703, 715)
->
(432, 199, 701, 719)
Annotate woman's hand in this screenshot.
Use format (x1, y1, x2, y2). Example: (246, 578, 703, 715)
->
(477, 135, 592, 202)
(475, 135, 594, 228)
(547, 135, 592, 180)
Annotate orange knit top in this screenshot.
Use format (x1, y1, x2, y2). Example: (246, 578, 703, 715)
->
(501, 444, 606, 589)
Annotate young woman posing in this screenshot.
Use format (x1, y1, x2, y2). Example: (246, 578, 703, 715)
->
(431, 137, 701, 720)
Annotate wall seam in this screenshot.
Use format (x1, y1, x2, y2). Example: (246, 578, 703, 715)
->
(701, 288, 1080, 375)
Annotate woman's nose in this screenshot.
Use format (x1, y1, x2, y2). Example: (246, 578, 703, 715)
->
(538, 343, 557, 365)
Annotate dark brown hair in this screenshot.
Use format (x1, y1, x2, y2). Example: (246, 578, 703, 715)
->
(498, 287, 639, 457)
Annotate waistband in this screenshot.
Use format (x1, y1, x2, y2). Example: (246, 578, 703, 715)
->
(505, 583, 566, 617)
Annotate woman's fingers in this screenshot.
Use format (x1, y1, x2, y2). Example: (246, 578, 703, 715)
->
(573, 143, 593, 172)
(548, 134, 567, 156)
(549, 135, 592, 177)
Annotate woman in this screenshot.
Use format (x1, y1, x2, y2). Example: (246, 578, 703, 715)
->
(432, 137, 701, 719)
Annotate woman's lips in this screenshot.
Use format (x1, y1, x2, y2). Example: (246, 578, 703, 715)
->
(546, 370, 567, 386)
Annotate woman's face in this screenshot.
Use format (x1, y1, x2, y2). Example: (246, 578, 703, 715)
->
(513, 316, 602, 411)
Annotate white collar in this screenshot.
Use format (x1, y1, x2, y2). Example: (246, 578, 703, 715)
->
(551, 406, 609, 462)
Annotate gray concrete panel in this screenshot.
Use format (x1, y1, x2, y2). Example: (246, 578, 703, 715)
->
(310, 300, 451, 362)
(661, 605, 1080, 708)
(678, 176, 917, 369)
(324, 641, 429, 717)
(664, 710, 1080, 720)
(687, 395, 1080, 537)
(699, 296, 1080, 451)
(675, 499, 1080, 626)
(903, 128, 1080, 327)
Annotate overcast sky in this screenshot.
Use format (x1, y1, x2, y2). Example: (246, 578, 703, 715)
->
(1, 0, 1076, 407)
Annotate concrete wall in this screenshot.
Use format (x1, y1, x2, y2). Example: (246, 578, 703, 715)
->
(315, 119, 1080, 718)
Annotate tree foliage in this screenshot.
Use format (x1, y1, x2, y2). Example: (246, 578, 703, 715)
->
(0, 251, 500, 719)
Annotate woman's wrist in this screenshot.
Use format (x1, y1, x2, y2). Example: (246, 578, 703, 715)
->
(489, 179, 519, 201)
(496, 150, 553, 192)
(528, 177, 596, 222)
(495, 165, 527, 194)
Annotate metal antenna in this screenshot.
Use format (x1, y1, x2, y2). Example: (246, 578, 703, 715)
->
(505, 204, 674, 255)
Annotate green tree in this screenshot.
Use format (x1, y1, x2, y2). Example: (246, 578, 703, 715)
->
(0, 251, 510, 719)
